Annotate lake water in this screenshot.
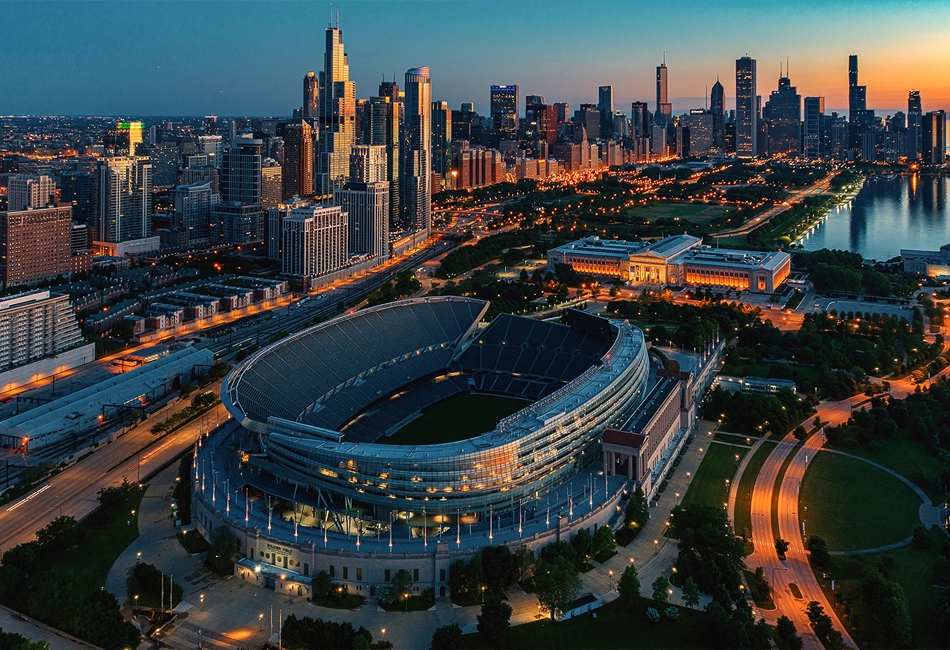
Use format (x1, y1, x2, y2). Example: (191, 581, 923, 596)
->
(798, 174, 950, 261)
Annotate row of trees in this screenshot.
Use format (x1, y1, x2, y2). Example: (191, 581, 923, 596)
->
(0, 484, 140, 650)
(704, 386, 813, 436)
(281, 614, 373, 650)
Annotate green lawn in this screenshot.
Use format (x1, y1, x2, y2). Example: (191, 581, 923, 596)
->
(622, 202, 733, 225)
(827, 433, 944, 504)
(812, 527, 945, 648)
(468, 597, 707, 649)
(380, 393, 530, 445)
(680, 442, 748, 512)
(799, 452, 921, 551)
(734, 439, 778, 544)
(47, 487, 144, 593)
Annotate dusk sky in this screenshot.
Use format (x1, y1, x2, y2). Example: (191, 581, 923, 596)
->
(3, 0, 949, 118)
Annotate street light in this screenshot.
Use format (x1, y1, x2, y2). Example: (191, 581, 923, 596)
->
(609, 570, 614, 589)
(259, 613, 264, 631)
(404, 592, 410, 611)
(654, 539, 658, 555)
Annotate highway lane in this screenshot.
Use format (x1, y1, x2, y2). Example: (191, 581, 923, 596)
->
(712, 175, 834, 239)
(0, 402, 229, 552)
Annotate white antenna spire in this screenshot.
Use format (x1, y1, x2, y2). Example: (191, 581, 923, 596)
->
(662, 49, 666, 65)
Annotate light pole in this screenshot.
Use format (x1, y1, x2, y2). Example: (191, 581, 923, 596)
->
(654, 539, 658, 556)
(608, 570, 614, 589)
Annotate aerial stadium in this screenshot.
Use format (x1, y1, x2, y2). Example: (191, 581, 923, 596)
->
(194, 297, 719, 597)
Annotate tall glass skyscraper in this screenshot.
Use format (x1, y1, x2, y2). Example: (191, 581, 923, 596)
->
(401, 67, 432, 236)
(598, 86, 614, 139)
(490, 85, 519, 141)
(95, 156, 152, 243)
(655, 54, 671, 122)
(803, 97, 826, 159)
(764, 71, 801, 156)
(907, 90, 922, 160)
(735, 56, 757, 158)
(848, 54, 873, 157)
(369, 90, 400, 224)
(710, 80, 725, 151)
(317, 26, 356, 197)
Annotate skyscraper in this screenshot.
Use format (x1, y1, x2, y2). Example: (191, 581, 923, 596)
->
(598, 86, 614, 139)
(735, 56, 758, 158)
(0, 205, 73, 287)
(490, 85, 519, 141)
(303, 71, 319, 120)
(710, 81, 725, 151)
(261, 160, 282, 208)
(350, 145, 387, 183)
(369, 93, 400, 224)
(95, 157, 152, 243)
(848, 55, 874, 157)
(148, 143, 180, 188)
(282, 120, 314, 199)
(804, 97, 826, 159)
(317, 25, 356, 197)
(764, 69, 801, 156)
(172, 181, 216, 245)
(431, 101, 452, 176)
(281, 204, 348, 279)
(334, 181, 389, 261)
(656, 55, 672, 121)
(220, 136, 263, 205)
(921, 111, 947, 165)
(907, 90, 923, 160)
(631, 102, 650, 139)
(104, 121, 145, 156)
(402, 67, 432, 236)
(7, 174, 55, 212)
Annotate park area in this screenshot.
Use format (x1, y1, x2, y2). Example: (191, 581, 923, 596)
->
(380, 393, 529, 445)
(622, 202, 734, 225)
(679, 441, 749, 512)
(799, 452, 921, 551)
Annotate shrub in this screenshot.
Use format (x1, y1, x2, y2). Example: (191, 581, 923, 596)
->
(645, 607, 661, 623)
(664, 605, 680, 620)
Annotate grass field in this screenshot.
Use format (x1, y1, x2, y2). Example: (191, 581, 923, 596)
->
(799, 452, 921, 551)
(47, 487, 143, 593)
(734, 439, 779, 544)
(680, 441, 748, 512)
(827, 433, 944, 504)
(464, 597, 708, 649)
(380, 393, 530, 445)
(622, 202, 733, 224)
(813, 526, 945, 648)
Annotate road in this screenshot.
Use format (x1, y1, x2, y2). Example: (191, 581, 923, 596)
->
(712, 175, 833, 239)
(0, 397, 228, 553)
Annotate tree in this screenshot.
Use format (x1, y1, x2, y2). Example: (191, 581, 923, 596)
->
(482, 545, 516, 592)
(0, 630, 50, 650)
(572, 528, 594, 566)
(390, 569, 414, 600)
(477, 599, 512, 648)
(671, 505, 746, 598)
(775, 538, 789, 558)
(207, 525, 240, 575)
(624, 486, 649, 532)
(593, 525, 616, 558)
(312, 571, 332, 599)
(651, 575, 670, 604)
(751, 566, 771, 600)
(793, 426, 807, 442)
(35, 516, 82, 555)
(534, 556, 581, 621)
(682, 577, 700, 609)
(617, 565, 641, 610)
(776, 615, 797, 641)
(431, 624, 463, 650)
(913, 525, 934, 549)
(514, 545, 535, 584)
(878, 594, 913, 648)
(806, 536, 829, 567)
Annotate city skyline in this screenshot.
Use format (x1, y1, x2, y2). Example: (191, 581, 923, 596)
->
(3, 0, 950, 118)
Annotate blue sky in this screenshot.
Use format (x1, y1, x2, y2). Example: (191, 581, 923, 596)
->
(2, 0, 948, 117)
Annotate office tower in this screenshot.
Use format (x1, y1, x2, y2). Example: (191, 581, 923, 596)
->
(526, 95, 545, 113)
(334, 181, 390, 260)
(598, 86, 614, 139)
(554, 103, 570, 124)
(526, 103, 558, 147)
(104, 121, 144, 156)
(282, 120, 314, 199)
(172, 181, 216, 245)
(204, 115, 217, 135)
(57, 172, 96, 224)
(490, 85, 519, 141)
(656, 54, 672, 121)
(220, 136, 263, 205)
(710, 80, 725, 151)
(198, 135, 224, 168)
(317, 25, 357, 197)
(95, 156, 152, 243)
(369, 95, 400, 222)
(0, 205, 73, 287)
(803, 97, 826, 159)
(921, 111, 947, 165)
(7, 174, 55, 211)
(266, 198, 308, 261)
(907, 90, 923, 160)
(349, 145, 388, 183)
(848, 55, 874, 156)
(261, 160, 282, 207)
(181, 158, 219, 195)
(684, 110, 713, 155)
(281, 204, 348, 278)
(303, 71, 319, 120)
(431, 101, 452, 176)
(355, 98, 369, 143)
(765, 69, 801, 156)
(402, 67, 432, 235)
(631, 102, 650, 138)
(148, 143, 180, 188)
(735, 56, 757, 158)
(148, 124, 161, 147)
